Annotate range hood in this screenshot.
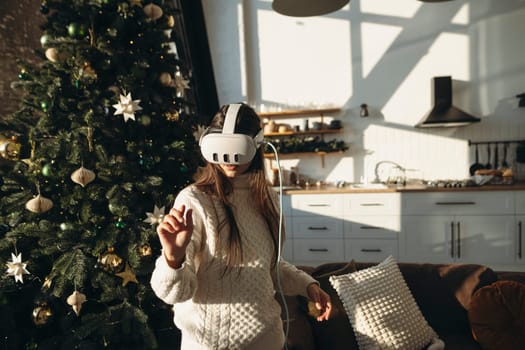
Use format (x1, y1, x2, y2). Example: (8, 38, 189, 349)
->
(416, 76, 481, 128)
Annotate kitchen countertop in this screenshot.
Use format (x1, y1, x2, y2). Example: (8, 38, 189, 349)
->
(281, 182, 525, 194)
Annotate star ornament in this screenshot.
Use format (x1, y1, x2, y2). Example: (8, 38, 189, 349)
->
(116, 263, 138, 286)
(144, 205, 165, 226)
(6, 252, 30, 283)
(113, 93, 143, 122)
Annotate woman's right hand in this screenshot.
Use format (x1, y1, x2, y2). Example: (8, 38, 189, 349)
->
(157, 204, 193, 268)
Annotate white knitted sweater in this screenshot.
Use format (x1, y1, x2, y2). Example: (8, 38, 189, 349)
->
(150, 174, 317, 350)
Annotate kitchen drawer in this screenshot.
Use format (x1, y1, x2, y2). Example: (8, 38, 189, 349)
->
(516, 191, 525, 215)
(402, 192, 514, 215)
(344, 216, 400, 239)
(291, 194, 344, 217)
(344, 193, 401, 217)
(293, 216, 343, 238)
(293, 239, 345, 262)
(345, 239, 398, 262)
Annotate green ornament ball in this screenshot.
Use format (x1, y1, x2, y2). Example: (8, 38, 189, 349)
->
(59, 222, 72, 231)
(40, 3, 49, 14)
(115, 220, 126, 229)
(18, 70, 29, 80)
(41, 163, 52, 176)
(40, 34, 50, 47)
(67, 23, 80, 37)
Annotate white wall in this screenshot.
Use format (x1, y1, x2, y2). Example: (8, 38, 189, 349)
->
(202, 0, 525, 183)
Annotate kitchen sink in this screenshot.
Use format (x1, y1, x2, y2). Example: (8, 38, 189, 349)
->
(348, 183, 390, 189)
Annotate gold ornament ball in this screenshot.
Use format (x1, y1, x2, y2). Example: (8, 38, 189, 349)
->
(159, 72, 172, 86)
(97, 247, 124, 273)
(45, 48, 60, 62)
(0, 136, 21, 160)
(32, 303, 53, 326)
(139, 243, 152, 257)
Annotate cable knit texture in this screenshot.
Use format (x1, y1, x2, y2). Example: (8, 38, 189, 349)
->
(150, 174, 316, 350)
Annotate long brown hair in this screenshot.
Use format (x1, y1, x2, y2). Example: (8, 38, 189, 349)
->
(194, 103, 281, 272)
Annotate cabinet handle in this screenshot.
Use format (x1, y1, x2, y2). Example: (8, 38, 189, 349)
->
(519, 221, 523, 260)
(456, 222, 461, 259)
(360, 203, 384, 206)
(361, 248, 382, 253)
(308, 248, 329, 252)
(435, 201, 476, 205)
(308, 226, 328, 230)
(307, 204, 330, 207)
(359, 226, 381, 230)
(450, 222, 455, 258)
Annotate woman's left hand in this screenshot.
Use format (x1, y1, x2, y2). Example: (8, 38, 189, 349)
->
(306, 283, 332, 321)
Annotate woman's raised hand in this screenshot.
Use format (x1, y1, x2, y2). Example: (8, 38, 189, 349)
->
(157, 204, 193, 268)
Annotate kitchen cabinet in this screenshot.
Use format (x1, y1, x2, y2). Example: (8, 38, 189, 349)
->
(287, 192, 399, 265)
(284, 188, 525, 271)
(343, 193, 401, 262)
(259, 108, 347, 167)
(515, 191, 525, 264)
(399, 191, 516, 269)
(289, 194, 345, 265)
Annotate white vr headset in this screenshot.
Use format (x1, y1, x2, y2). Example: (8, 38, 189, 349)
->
(199, 104, 264, 165)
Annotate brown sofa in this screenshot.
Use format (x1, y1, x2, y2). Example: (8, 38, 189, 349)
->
(280, 261, 525, 350)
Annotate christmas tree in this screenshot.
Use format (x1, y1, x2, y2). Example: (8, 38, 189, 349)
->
(0, 1, 205, 349)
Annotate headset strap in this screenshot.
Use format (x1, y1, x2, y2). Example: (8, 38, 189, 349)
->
(222, 104, 242, 134)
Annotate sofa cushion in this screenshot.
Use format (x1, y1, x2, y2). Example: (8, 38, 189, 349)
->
(394, 262, 497, 335)
(306, 261, 359, 350)
(329, 256, 443, 350)
(468, 280, 525, 350)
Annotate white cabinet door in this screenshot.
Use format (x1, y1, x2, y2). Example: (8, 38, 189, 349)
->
(516, 192, 525, 215)
(400, 216, 454, 264)
(517, 216, 525, 265)
(400, 215, 516, 266)
(454, 216, 515, 265)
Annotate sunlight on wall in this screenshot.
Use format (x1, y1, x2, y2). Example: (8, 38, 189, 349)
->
(360, 0, 421, 18)
(256, 10, 351, 108)
(382, 31, 471, 126)
(238, 3, 247, 99)
(362, 125, 470, 180)
(361, 23, 402, 78)
(451, 3, 469, 25)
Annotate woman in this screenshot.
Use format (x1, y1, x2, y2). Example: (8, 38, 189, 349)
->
(150, 103, 332, 350)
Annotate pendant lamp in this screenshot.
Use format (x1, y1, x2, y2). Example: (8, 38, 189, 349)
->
(272, 0, 349, 17)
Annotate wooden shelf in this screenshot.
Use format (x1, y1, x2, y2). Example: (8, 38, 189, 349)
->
(258, 108, 341, 119)
(264, 150, 345, 167)
(264, 128, 342, 137)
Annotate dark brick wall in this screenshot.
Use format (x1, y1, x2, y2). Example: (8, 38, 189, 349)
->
(0, 0, 43, 119)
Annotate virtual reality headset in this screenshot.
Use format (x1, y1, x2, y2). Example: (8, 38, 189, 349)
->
(199, 104, 264, 165)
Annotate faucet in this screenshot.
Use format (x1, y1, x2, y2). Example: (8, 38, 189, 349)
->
(373, 161, 406, 186)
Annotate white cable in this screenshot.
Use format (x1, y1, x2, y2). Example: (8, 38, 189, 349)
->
(264, 141, 289, 350)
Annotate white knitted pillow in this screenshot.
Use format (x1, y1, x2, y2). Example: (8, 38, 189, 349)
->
(329, 256, 444, 350)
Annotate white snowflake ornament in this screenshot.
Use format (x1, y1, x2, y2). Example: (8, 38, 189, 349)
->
(6, 252, 30, 283)
(113, 92, 143, 122)
(144, 205, 166, 226)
